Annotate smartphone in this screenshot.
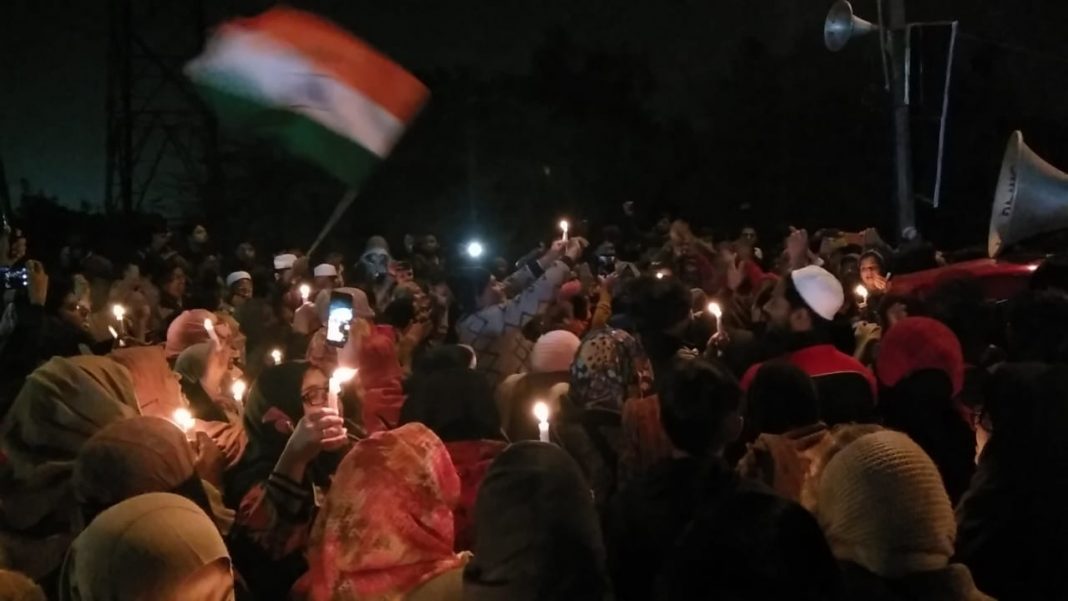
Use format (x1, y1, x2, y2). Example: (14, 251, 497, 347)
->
(0, 267, 28, 290)
(325, 291, 354, 347)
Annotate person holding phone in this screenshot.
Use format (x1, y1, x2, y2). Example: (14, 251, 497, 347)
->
(452, 237, 587, 385)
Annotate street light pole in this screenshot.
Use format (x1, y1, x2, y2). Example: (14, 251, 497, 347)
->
(885, 0, 916, 241)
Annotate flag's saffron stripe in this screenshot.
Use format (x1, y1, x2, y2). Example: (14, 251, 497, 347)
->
(231, 7, 428, 123)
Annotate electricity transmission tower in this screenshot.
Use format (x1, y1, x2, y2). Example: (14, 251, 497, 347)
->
(104, 0, 220, 216)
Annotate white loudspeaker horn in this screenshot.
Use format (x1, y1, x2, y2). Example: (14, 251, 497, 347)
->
(989, 131, 1068, 258)
(824, 0, 878, 52)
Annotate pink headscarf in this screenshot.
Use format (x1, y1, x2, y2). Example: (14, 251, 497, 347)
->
(164, 310, 231, 360)
(303, 423, 465, 601)
(109, 346, 184, 419)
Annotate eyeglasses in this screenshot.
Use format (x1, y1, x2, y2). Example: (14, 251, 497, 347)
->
(301, 385, 330, 407)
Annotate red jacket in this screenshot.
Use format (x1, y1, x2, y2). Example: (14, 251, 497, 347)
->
(739, 345, 880, 420)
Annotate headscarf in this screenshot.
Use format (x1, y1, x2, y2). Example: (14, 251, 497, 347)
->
(72, 416, 200, 519)
(60, 493, 233, 601)
(464, 442, 612, 601)
(816, 430, 956, 579)
(358, 326, 405, 433)
(226, 362, 350, 507)
(569, 328, 654, 411)
(165, 309, 231, 360)
(1, 356, 140, 531)
(303, 423, 465, 601)
(0, 569, 46, 601)
(109, 346, 184, 419)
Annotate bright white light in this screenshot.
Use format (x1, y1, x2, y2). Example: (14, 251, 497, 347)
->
(854, 285, 869, 300)
(231, 380, 247, 402)
(655, 271, 665, 280)
(271, 349, 283, 365)
(707, 302, 722, 319)
(467, 241, 484, 259)
(533, 401, 550, 423)
(559, 220, 569, 232)
(172, 408, 195, 433)
(111, 304, 126, 321)
(299, 284, 311, 303)
(108, 326, 119, 339)
(333, 367, 358, 383)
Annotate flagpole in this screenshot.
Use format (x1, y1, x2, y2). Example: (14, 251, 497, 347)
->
(308, 188, 358, 256)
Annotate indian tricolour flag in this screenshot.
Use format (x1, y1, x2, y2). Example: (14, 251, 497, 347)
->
(186, 8, 429, 186)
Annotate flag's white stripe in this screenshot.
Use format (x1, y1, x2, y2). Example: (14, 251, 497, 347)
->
(186, 29, 404, 157)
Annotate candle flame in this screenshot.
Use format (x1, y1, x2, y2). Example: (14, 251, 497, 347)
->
(172, 408, 195, 433)
(111, 304, 126, 320)
(707, 302, 723, 319)
(231, 379, 247, 402)
(270, 349, 283, 365)
(299, 284, 311, 302)
(855, 285, 869, 300)
(559, 220, 569, 232)
(333, 367, 358, 383)
(533, 401, 550, 423)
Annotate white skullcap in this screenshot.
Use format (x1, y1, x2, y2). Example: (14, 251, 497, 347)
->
(273, 254, 297, 271)
(313, 263, 338, 278)
(225, 271, 251, 287)
(790, 265, 844, 321)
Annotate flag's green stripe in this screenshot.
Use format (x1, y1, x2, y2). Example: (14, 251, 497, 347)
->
(195, 83, 379, 186)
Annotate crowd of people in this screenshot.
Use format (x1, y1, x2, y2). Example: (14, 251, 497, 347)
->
(0, 203, 1064, 601)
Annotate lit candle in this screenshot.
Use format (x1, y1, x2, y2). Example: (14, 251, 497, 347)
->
(231, 379, 247, 404)
(533, 401, 551, 443)
(270, 348, 283, 365)
(707, 301, 723, 334)
(559, 219, 569, 242)
(328, 367, 358, 412)
(855, 284, 869, 308)
(655, 271, 666, 280)
(203, 318, 220, 346)
(172, 408, 195, 439)
(299, 283, 311, 303)
(108, 326, 125, 347)
(111, 304, 127, 335)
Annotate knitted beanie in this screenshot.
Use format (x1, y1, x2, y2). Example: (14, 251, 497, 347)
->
(816, 430, 955, 579)
(877, 317, 964, 396)
(529, 330, 582, 373)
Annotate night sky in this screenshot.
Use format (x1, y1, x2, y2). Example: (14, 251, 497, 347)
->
(4, 0, 1068, 248)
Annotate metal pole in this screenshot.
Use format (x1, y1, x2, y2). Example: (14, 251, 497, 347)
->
(886, 0, 916, 241)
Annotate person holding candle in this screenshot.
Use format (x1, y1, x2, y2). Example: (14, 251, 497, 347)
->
(226, 362, 352, 600)
(451, 237, 587, 386)
(72, 415, 233, 535)
(401, 367, 507, 552)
